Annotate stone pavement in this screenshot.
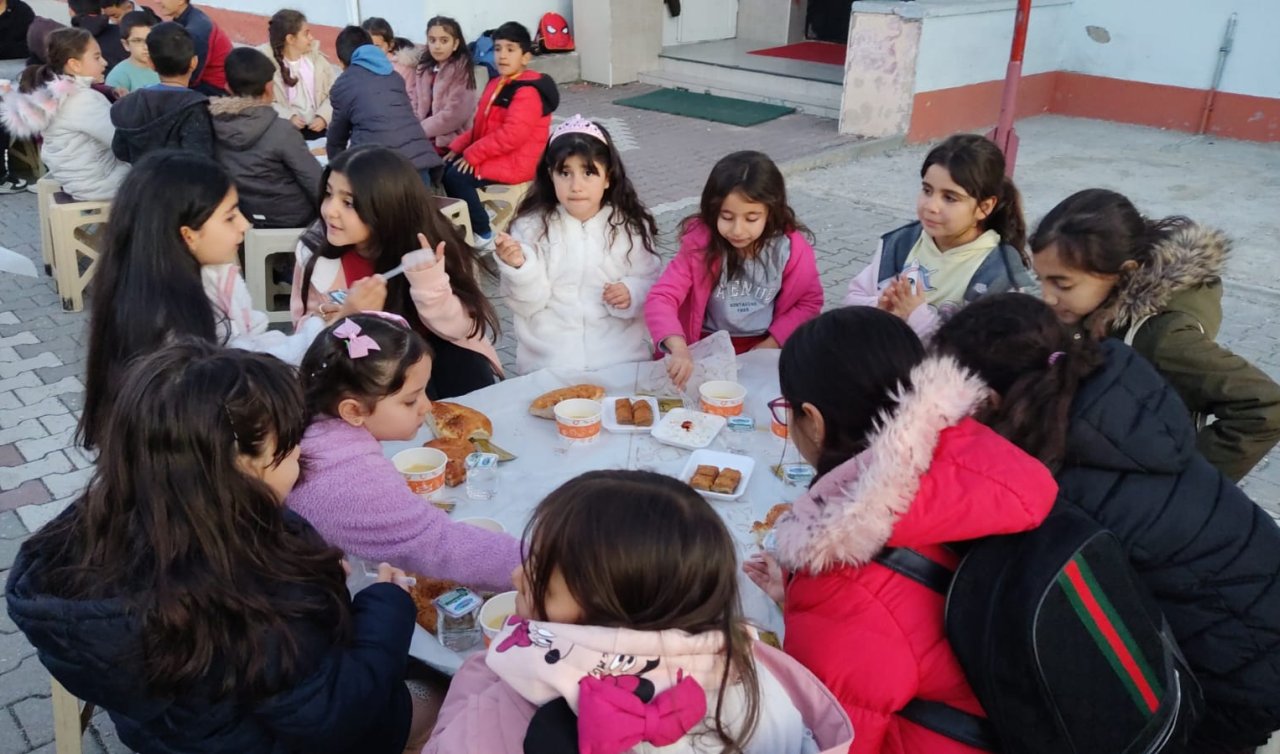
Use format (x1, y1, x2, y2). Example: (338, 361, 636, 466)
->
(2, 99, 1280, 751)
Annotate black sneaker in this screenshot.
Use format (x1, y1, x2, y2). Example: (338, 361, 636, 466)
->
(0, 176, 31, 194)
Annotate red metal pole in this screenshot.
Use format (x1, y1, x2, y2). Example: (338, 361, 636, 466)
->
(988, 0, 1031, 176)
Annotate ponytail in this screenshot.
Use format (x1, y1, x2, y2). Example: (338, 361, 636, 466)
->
(989, 175, 1028, 265)
(934, 293, 1105, 472)
(19, 27, 93, 93)
(267, 9, 306, 90)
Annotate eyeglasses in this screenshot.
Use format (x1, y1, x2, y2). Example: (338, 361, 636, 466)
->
(768, 397, 790, 427)
(126, 37, 149, 46)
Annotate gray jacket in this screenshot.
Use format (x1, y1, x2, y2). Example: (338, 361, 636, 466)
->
(209, 96, 322, 229)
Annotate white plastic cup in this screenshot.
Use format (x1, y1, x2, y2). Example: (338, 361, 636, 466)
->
(480, 591, 519, 647)
(699, 380, 747, 416)
(392, 447, 448, 497)
(554, 398, 603, 440)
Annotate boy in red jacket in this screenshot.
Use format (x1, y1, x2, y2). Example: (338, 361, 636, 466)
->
(442, 21, 559, 248)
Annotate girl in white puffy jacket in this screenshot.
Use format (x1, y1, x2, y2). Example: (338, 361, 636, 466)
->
(494, 115, 661, 374)
(0, 28, 128, 201)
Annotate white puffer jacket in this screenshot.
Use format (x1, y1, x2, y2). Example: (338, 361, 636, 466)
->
(0, 76, 129, 200)
(499, 205, 662, 375)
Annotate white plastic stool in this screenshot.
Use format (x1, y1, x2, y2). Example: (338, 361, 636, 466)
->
(36, 175, 61, 276)
(474, 181, 531, 234)
(51, 677, 94, 754)
(48, 192, 109, 311)
(243, 227, 304, 325)
(436, 196, 473, 246)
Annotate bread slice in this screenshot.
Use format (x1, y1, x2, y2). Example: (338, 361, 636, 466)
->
(424, 437, 474, 486)
(529, 384, 606, 419)
(428, 402, 493, 440)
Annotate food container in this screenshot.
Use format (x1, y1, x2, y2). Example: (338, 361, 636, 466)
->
(457, 516, 505, 533)
(553, 398, 603, 440)
(679, 449, 756, 502)
(392, 447, 448, 497)
(651, 408, 726, 450)
(699, 381, 747, 416)
(479, 591, 519, 647)
(601, 395, 660, 434)
(434, 587, 484, 652)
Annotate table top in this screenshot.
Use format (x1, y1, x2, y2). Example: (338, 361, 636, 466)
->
(382, 350, 800, 671)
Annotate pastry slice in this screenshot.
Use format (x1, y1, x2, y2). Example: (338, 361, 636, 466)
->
(711, 468, 742, 494)
(631, 399, 653, 427)
(615, 398, 634, 425)
(695, 464, 719, 478)
(690, 471, 717, 491)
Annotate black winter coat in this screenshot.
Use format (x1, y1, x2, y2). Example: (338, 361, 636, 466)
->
(5, 509, 416, 754)
(110, 86, 214, 164)
(209, 96, 322, 229)
(326, 61, 440, 172)
(1060, 339, 1280, 750)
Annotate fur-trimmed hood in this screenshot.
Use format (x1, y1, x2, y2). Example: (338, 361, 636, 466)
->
(774, 356, 1057, 573)
(0, 75, 83, 138)
(208, 96, 276, 149)
(1105, 223, 1229, 330)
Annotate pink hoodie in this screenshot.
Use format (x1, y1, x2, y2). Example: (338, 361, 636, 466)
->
(425, 620, 854, 754)
(286, 417, 520, 592)
(645, 220, 823, 351)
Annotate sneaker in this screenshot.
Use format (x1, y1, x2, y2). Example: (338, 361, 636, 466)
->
(474, 231, 495, 250)
(0, 176, 30, 194)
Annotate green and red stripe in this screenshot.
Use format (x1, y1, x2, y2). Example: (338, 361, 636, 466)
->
(1057, 556, 1163, 714)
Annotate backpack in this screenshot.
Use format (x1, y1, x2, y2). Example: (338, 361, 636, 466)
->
(875, 505, 1201, 753)
(469, 30, 497, 78)
(533, 12, 574, 53)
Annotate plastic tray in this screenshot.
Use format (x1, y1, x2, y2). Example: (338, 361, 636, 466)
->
(601, 396, 660, 434)
(651, 408, 726, 450)
(679, 449, 755, 501)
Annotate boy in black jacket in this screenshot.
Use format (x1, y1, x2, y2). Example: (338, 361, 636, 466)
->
(110, 21, 213, 162)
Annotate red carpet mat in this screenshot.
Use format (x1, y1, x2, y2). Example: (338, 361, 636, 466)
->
(749, 41, 846, 66)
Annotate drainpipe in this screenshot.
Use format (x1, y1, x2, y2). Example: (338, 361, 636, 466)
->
(347, 0, 363, 26)
(1197, 12, 1237, 136)
(988, 0, 1031, 177)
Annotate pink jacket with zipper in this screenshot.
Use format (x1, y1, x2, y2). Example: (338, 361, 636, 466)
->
(644, 220, 823, 351)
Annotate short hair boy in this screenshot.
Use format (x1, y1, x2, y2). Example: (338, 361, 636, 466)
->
(334, 25, 372, 68)
(207, 47, 323, 229)
(109, 21, 215, 162)
(104, 11, 160, 93)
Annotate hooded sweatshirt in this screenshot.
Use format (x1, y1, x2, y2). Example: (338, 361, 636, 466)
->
(773, 356, 1058, 754)
(325, 44, 439, 171)
(109, 84, 213, 163)
(425, 621, 855, 754)
(209, 95, 322, 229)
(0, 75, 128, 200)
(5, 507, 417, 754)
(1095, 223, 1280, 480)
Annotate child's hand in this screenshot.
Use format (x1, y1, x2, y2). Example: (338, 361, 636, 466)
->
(402, 234, 445, 272)
(454, 157, 475, 176)
(375, 562, 414, 593)
(308, 116, 327, 132)
(442, 150, 458, 163)
(290, 114, 307, 130)
(494, 232, 525, 268)
(664, 339, 694, 391)
(743, 552, 785, 606)
(602, 282, 630, 309)
(337, 275, 388, 317)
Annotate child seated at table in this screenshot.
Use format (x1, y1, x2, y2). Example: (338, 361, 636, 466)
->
(443, 21, 559, 248)
(104, 11, 159, 94)
(495, 115, 661, 374)
(645, 150, 824, 389)
(425, 469, 854, 753)
(288, 312, 521, 593)
(210, 46, 322, 229)
(7, 341, 431, 754)
(75, 149, 336, 449)
(291, 144, 502, 398)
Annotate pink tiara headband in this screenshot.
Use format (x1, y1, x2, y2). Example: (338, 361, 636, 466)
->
(551, 114, 607, 145)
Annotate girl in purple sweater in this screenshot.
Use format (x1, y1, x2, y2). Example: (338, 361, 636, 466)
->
(287, 313, 520, 592)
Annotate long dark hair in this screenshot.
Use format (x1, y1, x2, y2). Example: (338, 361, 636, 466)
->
(417, 15, 475, 89)
(921, 133, 1028, 261)
(27, 341, 351, 698)
(779, 307, 926, 477)
(934, 293, 1105, 471)
(683, 150, 810, 283)
(522, 470, 760, 752)
(300, 314, 432, 417)
(19, 27, 93, 92)
(78, 150, 234, 449)
(267, 8, 306, 89)
(1030, 188, 1194, 336)
(300, 145, 499, 342)
(515, 120, 658, 258)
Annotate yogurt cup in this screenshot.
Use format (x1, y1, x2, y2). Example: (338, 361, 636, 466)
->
(391, 447, 448, 497)
(457, 517, 505, 533)
(480, 591, 519, 647)
(699, 380, 747, 417)
(554, 398, 603, 440)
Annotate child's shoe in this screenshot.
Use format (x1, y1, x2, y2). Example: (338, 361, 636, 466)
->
(474, 231, 496, 251)
(0, 175, 31, 194)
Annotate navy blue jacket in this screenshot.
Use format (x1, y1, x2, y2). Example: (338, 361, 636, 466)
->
(6, 509, 416, 754)
(1060, 340, 1280, 750)
(327, 45, 440, 172)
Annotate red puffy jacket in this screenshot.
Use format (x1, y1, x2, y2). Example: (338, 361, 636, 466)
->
(773, 356, 1057, 754)
(448, 70, 559, 185)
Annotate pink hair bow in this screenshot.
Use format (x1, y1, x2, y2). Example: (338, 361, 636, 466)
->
(333, 318, 381, 358)
(577, 671, 707, 754)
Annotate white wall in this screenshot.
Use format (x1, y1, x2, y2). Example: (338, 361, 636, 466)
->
(206, 0, 350, 29)
(911, 0, 1072, 93)
(1064, 0, 1279, 99)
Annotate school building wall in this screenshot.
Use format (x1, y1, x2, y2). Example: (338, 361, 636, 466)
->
(852, 0, 1280, 143)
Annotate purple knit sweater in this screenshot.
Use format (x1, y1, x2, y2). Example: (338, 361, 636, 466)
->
(287, 417, 521, 592)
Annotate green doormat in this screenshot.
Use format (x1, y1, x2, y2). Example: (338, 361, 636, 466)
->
(614, 88, 795, 126)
